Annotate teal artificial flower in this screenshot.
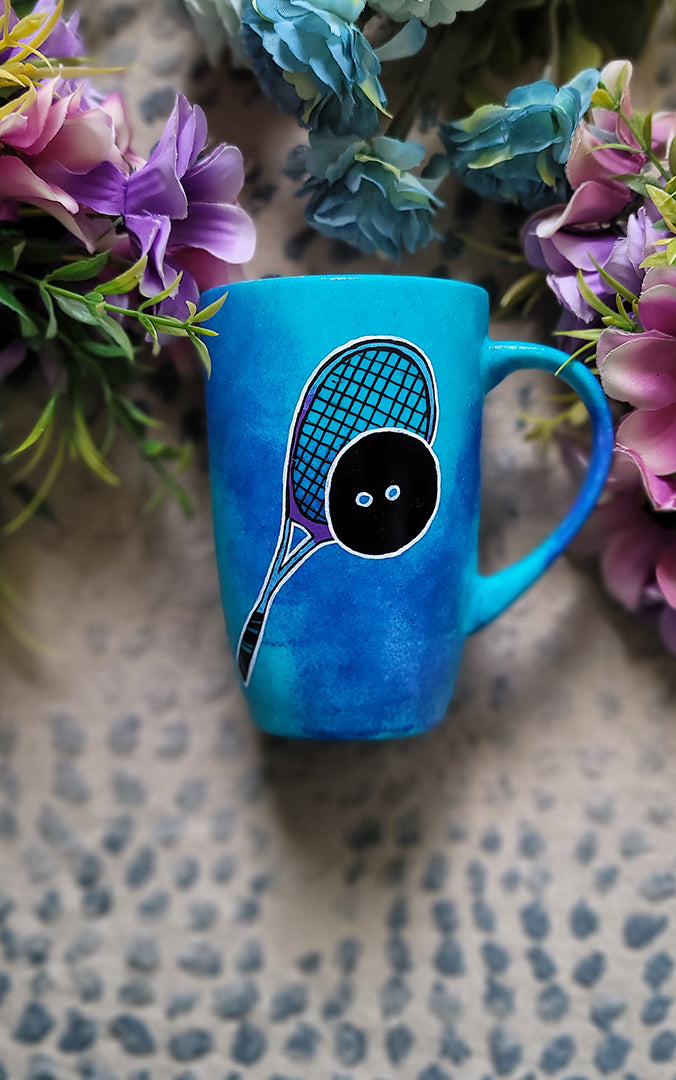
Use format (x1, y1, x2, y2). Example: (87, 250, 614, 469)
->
(301, 132, 442, 257)
(241, 0, 387, 136)
(440, 69, 600, 210)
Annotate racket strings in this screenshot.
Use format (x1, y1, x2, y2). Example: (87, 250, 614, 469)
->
(292, 346, 432, 524)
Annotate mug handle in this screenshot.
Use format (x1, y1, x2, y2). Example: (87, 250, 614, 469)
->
(465, 339, 615, 635)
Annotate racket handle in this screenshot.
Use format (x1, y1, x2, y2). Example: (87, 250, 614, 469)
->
(237, 608, 266, 683)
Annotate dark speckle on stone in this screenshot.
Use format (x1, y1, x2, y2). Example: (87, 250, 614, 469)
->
(642, 993, 672, 1024)
(518, 824, 544, 859)
(13, 1001, 55, 1043)
(387, 896, 409, 931)
(481, 827, 502, 853)
(419, 1066, 453, 1080)
(235, 897, 260, 923)
(64, 928, 102, 965)
(113, 770, 146, 807)
(484, 978, 515, 1019)
(57, 1009, 98, 1053)
(380, 975, 410, 1018)
(625, 914, 668, 948)
(24, 1054, 58, 1080)
(110, 1014, 156, 1055)
(537, 984, 570, 1023)
(540, 1033, 575, 1074)
(472, 898, 495, 933)
(621, 827, 652, 858)
(49, 712, 84, 755)
(178, 941, 222, 978)
(213, 981, 259, 1020)
(0, 806, 17, 838)
(210, 806, 236, 843)
(590, 992, 626, 1031)
(231, 1020, 267, 1064)
(285, 1021, 320, 1060)
(166, 990, 199, 1019)
(397, 808, 422, 846)
(573, 951, 606, 988)
(336, 937, 361, 975)
(0, 970, 9, 1005)
(189, 901, 218, 931)
(29, 970, 52, 996)
(321, 979, 353, 1019)
(283, 227, 317, 262)
(118, 978, 155, 1006)
(575, 830, 598, 864)
(334, 1021, 367, 1066)
(432, 899, 458, 934)
(440, 1027, 471, 1063)
(101, 814, 133, 855)
(422, 853, 448, 890)
(501, 868, 521, 892)
(53, 760, 90, 804)
(152, 814, 183, 846)
(174, 856, 200, 890)
(168, 1029, 213, 1062)
(108, 713, 140, 755)
(488, 1025, 522, 1076)
(138, 86, 176, 124)
(586, 795, 615, 824)
(158, 720, 189, 758)
(270, 984, 307, 1021)
(385, 1023, 414, 1064)
(74, 968, 103, 1003)
(386, 934, 412, 973)
(102, 2, 138, 35)
(23, 933, 50, 965)
(137, 889, 170, 919)
(175, 778, 206, 813)
(434, 937, 465, 977)
(75, 853, 102, 889)
(467, 859, 486, 894)
(649, 1028, 676, 1062)
(640, 872, 676, 902)
(520, 900, 550, 940)
(298, 951, 321, 974)
(126, 935, 159, 973)
(211, 853, 236, 884)
(593, 1033, 632, 1073)
(345, 817, 382, 851)
(82, 885, 113, 918)
(570, 900, 599, 939)
(644, 951, 674, 989)
(236, 939, 263, 974)
(595, 864, 620, 893)
(35, 888, 61, 923)
(526, 947, 556, 981)
(125, 846, 156, 890)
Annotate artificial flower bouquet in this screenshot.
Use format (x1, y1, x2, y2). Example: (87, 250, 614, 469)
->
(0, 0, 255, 631)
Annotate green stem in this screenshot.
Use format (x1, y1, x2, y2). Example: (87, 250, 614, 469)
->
(618, 107, 671, 182)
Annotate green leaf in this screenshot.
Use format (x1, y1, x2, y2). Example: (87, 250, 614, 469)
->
(2, 394, 57, 462)
(38, 284, 57, 339)
(0, 236, 25, 271)
(2, 433, 66, 538)
(589, 254, 639, 304)
(46, 250, 110, 282)
(575, 269, 619, 320)
(590, 87, 615, 110)
(190, 332, 212, 377)
(84, 340, 129, 358)
(647, 183, 676, 233)
(192, 290, 227, 324)
(643, 112, 653, 152)
(669, 138, 676, 179)
(611, 173, 653, 197)
(53, 292, 101, 324)
(118, 398, 162, 430)
(97, 313, 135, 361)
(97, 254, 148, 296)
(72, 405, 120, 486)
(137, 272, 182, 313)
(0, 281, 39, 336)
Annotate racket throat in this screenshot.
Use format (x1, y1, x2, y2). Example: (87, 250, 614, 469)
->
(288, 522, 312, 557)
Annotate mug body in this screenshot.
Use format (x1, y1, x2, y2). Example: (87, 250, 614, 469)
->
(203, 275, 488, 739)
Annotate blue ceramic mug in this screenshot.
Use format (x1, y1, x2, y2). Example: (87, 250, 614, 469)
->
(202, 275, 613, 740)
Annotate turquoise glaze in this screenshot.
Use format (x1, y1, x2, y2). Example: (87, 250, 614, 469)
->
(202, 276, 613, 740)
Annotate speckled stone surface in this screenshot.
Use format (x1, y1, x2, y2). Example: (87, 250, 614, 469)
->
(2, 1, 676, 1077)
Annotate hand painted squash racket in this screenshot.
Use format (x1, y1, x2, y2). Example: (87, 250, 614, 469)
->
(237, 336, 439, 684)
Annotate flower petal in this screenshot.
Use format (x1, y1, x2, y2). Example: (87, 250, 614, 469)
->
(656, 545, 676, 608)
(170, 201, 256, 263)
(599, 331, 676, 409)
(601, 521, 665, 610)
(617, 403, 676, 476)
(659, 604, 676, 654)
(183, 143, 245, 205)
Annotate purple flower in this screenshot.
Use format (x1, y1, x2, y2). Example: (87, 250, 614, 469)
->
(122, 94, 255, 317)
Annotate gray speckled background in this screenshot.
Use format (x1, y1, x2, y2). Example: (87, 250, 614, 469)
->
(2, 2, 676, 1077)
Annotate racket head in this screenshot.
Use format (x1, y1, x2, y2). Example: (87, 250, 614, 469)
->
(286, 337, 438, 538)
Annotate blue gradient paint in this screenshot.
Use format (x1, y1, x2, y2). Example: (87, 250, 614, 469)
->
(202, 276, 613, 740)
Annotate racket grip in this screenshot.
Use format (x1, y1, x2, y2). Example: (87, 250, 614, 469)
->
(237, 608, 266, 683)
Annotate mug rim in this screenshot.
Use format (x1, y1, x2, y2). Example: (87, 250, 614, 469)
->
(201, 273, 488, 307)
